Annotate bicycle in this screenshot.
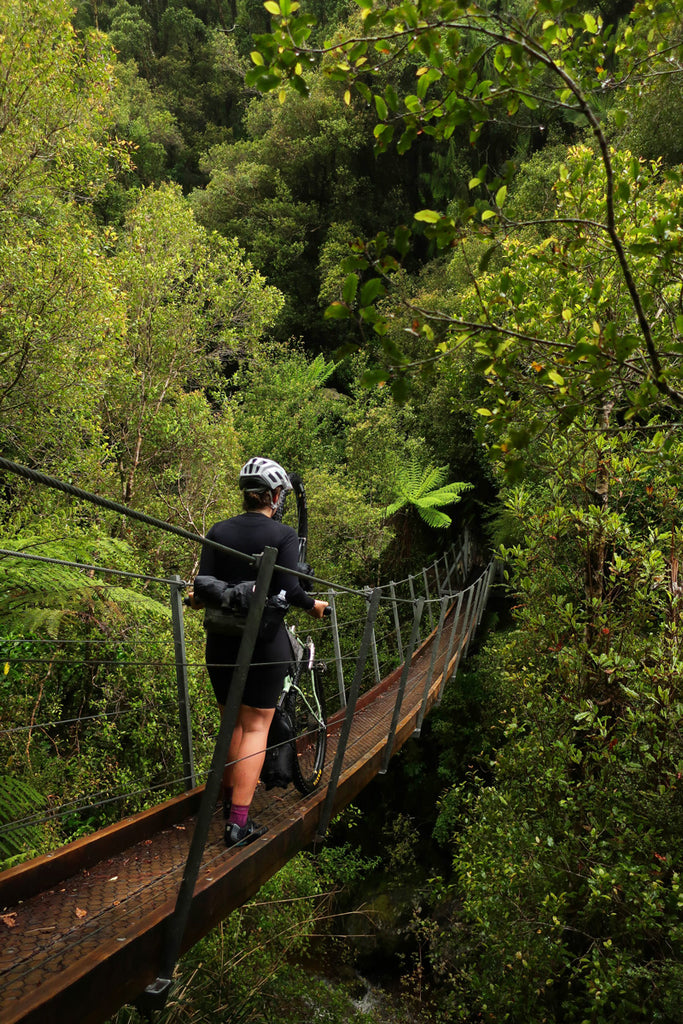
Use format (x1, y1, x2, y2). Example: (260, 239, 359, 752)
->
(278, 618, 328, 794)
(267, 472, 328, 795)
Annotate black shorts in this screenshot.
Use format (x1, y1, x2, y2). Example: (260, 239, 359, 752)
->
(205, 626, 290, 709)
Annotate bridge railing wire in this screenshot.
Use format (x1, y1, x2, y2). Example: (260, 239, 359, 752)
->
(0, 456, 500, 1017)
(0, 544, 215, 864)
(0, 457, 492, 879)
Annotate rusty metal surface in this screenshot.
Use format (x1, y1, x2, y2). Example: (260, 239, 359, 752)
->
(0, 607, 466, 1024)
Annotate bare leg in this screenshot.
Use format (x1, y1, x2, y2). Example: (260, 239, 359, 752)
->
(231, 704, 275, 808)
(219, 703, 243, 792)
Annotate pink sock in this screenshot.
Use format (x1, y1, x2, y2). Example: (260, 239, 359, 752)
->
(228, 803, 249, 828)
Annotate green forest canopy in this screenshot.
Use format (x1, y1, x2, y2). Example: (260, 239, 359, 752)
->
(1, 0, 683, 1020)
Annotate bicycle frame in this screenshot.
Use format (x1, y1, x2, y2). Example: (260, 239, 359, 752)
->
(282, 625, 322, 723)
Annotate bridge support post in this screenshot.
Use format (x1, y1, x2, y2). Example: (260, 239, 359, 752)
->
(367, 590, 382, 688)
(437, 589, 465, 703)
(459, 582, 477, 661)
(414, 595, 449, 736)
(422, 567, 434, 631)
(441, 544, 456, 593)
(389, 581, 404, 664)
(462, 566, 488, 661)
(433, 557, 442, 596)
(170, 575, 196, 791)
(328, 588, 346, 707)
(453, 542, 464, 588)
(408, 575, 420, 644)
(380, 597, 424, 773)
(315, 588, 381, 840)
(137, 546, 278, 1014)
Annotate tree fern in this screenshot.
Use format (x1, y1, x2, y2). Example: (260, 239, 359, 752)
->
(0, 536, 170, 637)
(386, 457, 472, 529)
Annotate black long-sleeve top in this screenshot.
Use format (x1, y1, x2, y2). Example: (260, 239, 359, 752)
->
(196, 513, 314, 611)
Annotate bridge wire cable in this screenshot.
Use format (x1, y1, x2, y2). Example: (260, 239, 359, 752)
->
(1, 469, 488, 870)
(0, 467, 488, 968)
(3, 637, 179, 647)
(0, 548, 180, 586)
(0, 776, 191, 835)
(0, 701, 165, 735)
(2, 604, 480, 982)
(0, 457, 367, 597)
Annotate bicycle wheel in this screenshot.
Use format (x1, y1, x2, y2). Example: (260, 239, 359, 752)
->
(288, 661, 327, 795)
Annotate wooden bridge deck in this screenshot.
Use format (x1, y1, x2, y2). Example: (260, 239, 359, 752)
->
(0, 609, 461, 1024)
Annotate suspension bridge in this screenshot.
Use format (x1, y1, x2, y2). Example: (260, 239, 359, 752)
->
(0, 459, 495, 1024)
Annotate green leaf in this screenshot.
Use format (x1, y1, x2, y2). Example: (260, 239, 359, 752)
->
(325, 302, 351, 320)
(414, 209, 441, 223)
(361, 367, 388, 387)
(264, 1, 281, 13)
(360, 277, 384, 305)
(342, 273, 358, 304)
(394, 224, 411, 257)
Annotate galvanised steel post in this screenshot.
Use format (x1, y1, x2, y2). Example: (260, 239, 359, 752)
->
(315, 588, 381, 840)
(170, 575, 196, 791)
(434, 557, 442, 596)
(408, 574, 419, 643)
(474, 564, 492, 630)
(458, 582, 477, 663)
(483, 560, 495, 608)
(380, 597, 424, 774)
(327, 589, 346, 708)
(463, 572, 485, 660)
(441, 543, 456, 593)
(367, 590, 382, 688)
(437, 589, 465, 704)
(415, 595, 449, 736)
(389, 581, 404, 664)
(142, 546, 278, 1012)
(422, 566, 434, 631)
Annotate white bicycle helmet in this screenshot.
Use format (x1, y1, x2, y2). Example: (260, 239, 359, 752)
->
(239, 457, 292, 494)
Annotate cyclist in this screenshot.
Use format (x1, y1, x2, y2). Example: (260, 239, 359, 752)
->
(194, 457, 328, 848)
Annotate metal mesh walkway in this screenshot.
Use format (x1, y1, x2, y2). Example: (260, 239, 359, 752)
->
(0, 614, 457, 1024)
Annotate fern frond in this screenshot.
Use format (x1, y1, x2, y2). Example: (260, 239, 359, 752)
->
(307, 354, 337, 387)
(0, 775, 45, 862)
(414, 464, 449, 498)
(0, 540, 169, 637)
(418, 506, 452, 529)
(104, 588, 170, 618)
(386, 460, 472, 531)
(385, 498, 407, 517)
(418, 482, 473, 507)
